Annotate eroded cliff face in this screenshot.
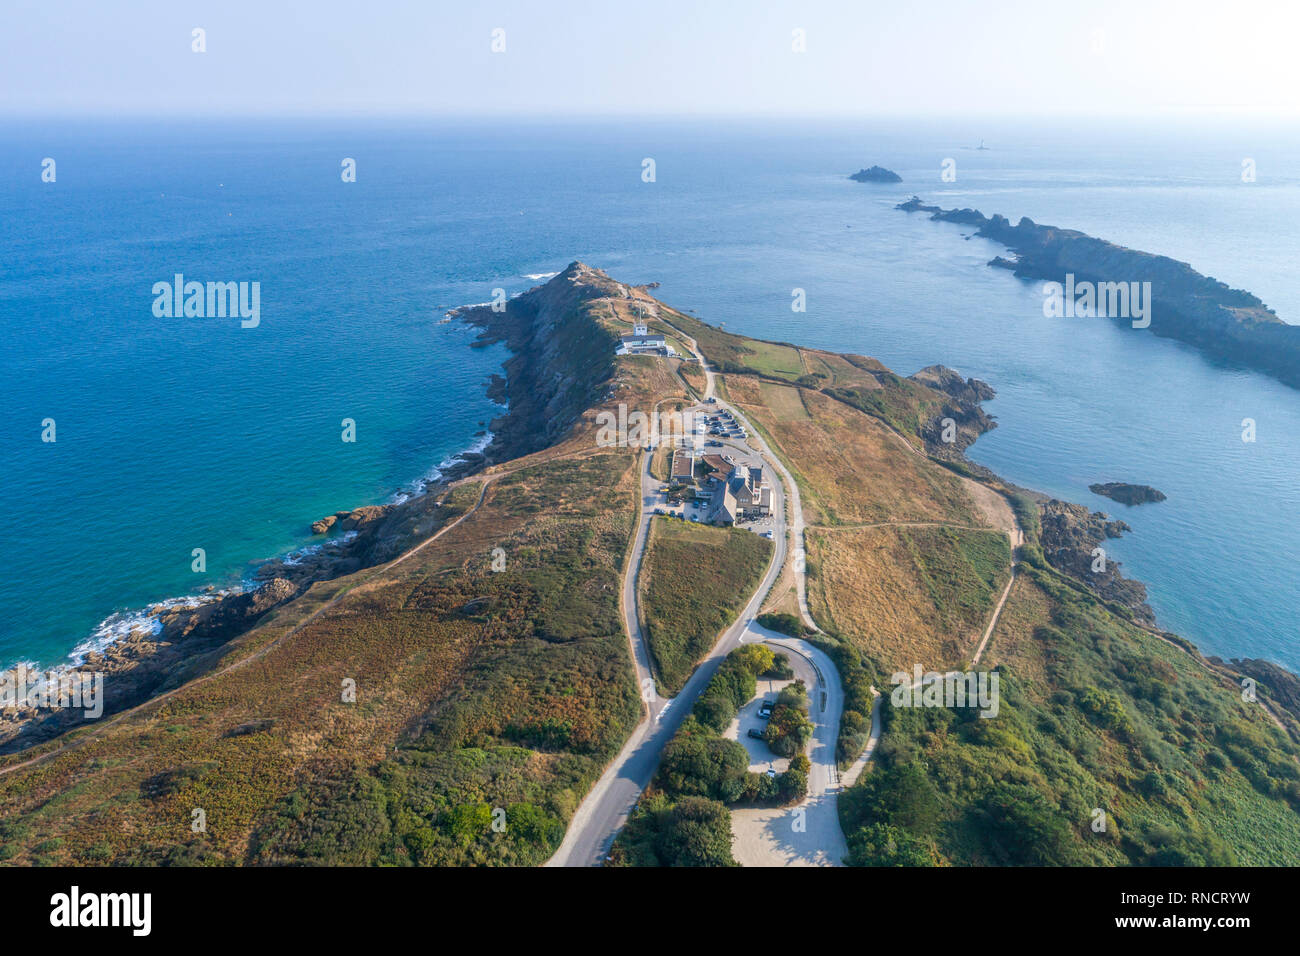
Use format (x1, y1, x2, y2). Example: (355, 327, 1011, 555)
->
(451, 261, 621, 465)
(1039, 499, 1155, 625)
(909, 364, 998, 456)
(899, 197, 1300, 388)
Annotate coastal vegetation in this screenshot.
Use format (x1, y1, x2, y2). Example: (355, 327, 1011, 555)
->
(664, 306, 1300, 866)
(611, 645, 810, 867)
(639, 518, 772, 695)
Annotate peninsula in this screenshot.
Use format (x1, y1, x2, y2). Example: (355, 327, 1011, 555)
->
(898, 196, 1300, 389)
(1, 265, 1298, 870)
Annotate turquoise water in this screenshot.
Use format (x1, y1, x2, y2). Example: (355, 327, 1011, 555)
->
(2, 117, 1298, 670)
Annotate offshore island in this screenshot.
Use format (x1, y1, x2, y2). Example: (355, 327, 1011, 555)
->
(1, 264, 1298, 867)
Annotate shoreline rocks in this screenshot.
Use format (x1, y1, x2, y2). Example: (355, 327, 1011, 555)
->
(909, 364, 999, 456)
(1038, 500, 1155, 625)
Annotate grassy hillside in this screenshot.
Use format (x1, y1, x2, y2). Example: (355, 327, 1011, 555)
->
(842, 569, 1300, 866)
(807, 525, 1010, 670)
(721, 375, 985, 528)
(675, 314, 1300, 867)
(639, 519, 772, 695)
(0, 267, 691, 868)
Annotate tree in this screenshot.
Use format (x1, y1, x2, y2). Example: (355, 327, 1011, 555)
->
(847, 823, 937, 867)
(654, 797, 737, 867)
(656, 731, 750, 803)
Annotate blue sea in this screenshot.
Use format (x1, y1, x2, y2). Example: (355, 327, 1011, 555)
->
(2, 116, 1298, 671)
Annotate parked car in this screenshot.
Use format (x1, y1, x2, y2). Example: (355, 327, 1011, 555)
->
(766, 768, 778, 778)
(758, 701, 775, 719)
(747, 728, 765, 740)
(706, 440, 723, 447)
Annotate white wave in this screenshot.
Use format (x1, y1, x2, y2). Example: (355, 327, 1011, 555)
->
(522, 271, 558, 281)
(277, 530, 359, 566)
(57, 588, 238, 670)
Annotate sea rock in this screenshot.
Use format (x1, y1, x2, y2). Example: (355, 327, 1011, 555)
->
(1089, 482, 1167, 506)
(336, 506, 388, 531)
(850, 165, 902, 183)
(311, 514, 338, 535)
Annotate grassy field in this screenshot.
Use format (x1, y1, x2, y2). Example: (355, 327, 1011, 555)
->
(742, 341, 804, 380)
(757, 381, 810, 421)
(677, 361, 706, 397)
(639, 518, 773, 695)
(842, 569, 1300, 866)
(724, 376, 986, 528)
(807, 524, 1011, 671)
(649, 445, 673, 482)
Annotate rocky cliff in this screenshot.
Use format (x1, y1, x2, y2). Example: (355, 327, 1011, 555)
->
(908, 364, 998, 456)
(450, 262, 621, 464)
(1038, 499, 1154, 624)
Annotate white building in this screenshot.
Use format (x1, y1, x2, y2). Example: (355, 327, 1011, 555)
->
(616, 322, 677, 357)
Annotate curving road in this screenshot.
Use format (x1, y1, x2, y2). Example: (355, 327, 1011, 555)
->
(729, 627, 847, 866)
(546, 399, 790, 866)
(548, 324, 815, 866)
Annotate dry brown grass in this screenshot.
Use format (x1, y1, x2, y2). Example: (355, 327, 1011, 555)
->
(806, 524, 1011, 673)
(726, 379, 988, 528)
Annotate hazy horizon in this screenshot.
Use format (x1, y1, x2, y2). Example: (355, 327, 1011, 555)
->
(5, 0, 1300, 119)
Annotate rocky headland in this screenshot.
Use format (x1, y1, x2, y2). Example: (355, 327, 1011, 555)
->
(1037, 499, 1154, 625)
(909, 364, 998, 457)
(898, 196, 1300, 390)
(1, 264, 625, 754)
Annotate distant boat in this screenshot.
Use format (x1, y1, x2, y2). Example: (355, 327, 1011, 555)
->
(977, 139, 989, 150)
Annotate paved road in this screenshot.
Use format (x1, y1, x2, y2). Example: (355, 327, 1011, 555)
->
(546, 387, 790, 867)
(729, 627, 848, 866)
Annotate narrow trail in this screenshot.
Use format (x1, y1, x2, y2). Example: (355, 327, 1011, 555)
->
(0, 469, 512, 778)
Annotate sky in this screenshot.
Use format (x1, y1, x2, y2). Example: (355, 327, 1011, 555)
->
(3, 0, 1299, 118)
